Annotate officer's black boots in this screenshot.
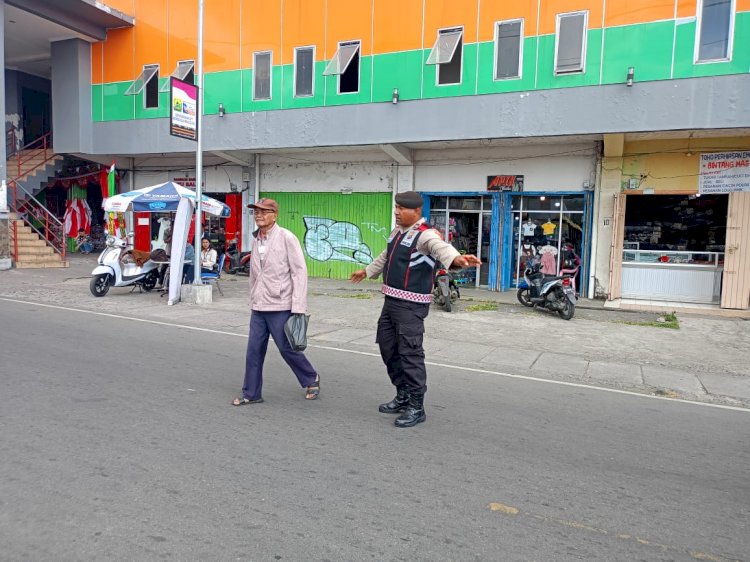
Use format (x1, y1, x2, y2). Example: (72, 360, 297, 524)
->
(378, 385, 409, 413)
(394, 392, 426, 428)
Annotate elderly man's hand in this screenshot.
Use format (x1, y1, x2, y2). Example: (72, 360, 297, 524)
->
(350, 269, 367, 283)
(451, 255, 482, 269)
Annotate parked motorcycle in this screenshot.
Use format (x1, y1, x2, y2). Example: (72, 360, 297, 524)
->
(90, 235, 159, 297)
(516, 256, 576, 320)
(433, 267, 460, 312)
(226, 239, 251, 276)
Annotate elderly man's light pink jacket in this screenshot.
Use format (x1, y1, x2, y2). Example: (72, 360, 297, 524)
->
(248, 224, 308, 314)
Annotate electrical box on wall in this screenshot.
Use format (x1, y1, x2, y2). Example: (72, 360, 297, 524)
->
(242, 172, 251, 182)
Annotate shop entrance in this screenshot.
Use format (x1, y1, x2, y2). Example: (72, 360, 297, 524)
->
(428, 195, 492, 287)
(618, 194, 728, 304)
(510, 195, 586, 293)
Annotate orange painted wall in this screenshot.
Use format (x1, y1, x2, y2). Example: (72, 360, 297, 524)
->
(241, 0, 282, 68)
(102, 27, 134, 83)
(326, 0, 373, 57)
(539, 0, 604, 34)
(424, 0, 479, 44)
(676, 0, 696, 18)
(134, 0, 168, 76)
(738, 0, 750, 11)
(91, 42, 103, 83)
(102, 0, 134, 13)
(373, 0, 423, 53)
(204, 0, 241, 71)
(478, 0, 539, 40)
(167, 0, 197, 73)
(282, 0, 326, 62)
(605, 0, 674, 27)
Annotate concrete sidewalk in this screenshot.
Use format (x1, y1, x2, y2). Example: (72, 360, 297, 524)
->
(2, 253, 749, 408)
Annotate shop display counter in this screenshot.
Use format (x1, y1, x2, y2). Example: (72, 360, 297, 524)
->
(621, 250, 723, 304)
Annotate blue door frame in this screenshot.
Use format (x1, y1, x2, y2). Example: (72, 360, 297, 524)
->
(500, 191, 593, 293)
(419, 192, 502, 290)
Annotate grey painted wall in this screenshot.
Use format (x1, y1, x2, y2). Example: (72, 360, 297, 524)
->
(51, 39, 91, 154)
(84, 74, 750, 156)
(4, 69, 52, 150)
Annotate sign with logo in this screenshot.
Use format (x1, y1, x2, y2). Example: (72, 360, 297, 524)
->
(170, 77, 198, 141)
(699, 151, 750, 194)
(487, 175, 524, 192)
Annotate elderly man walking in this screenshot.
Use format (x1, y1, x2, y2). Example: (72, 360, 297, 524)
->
(351, 191, 481, 427)
(233, 198, 320, 406)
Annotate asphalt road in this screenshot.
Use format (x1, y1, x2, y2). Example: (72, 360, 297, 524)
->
(1, 300, 748, 562)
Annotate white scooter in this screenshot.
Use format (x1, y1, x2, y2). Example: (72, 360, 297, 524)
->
(90, 235, 159, 297)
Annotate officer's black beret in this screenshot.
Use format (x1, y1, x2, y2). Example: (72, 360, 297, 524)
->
(395, 191, 424, 209)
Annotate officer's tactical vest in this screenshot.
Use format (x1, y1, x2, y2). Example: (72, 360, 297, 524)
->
(382, 223, 436, 303)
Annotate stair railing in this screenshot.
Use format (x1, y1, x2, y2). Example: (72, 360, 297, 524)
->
(9, 130, 54, 181)
(8, 179, 66, 262)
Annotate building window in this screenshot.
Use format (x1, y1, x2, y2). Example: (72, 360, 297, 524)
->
(124, 64, 160, 108)
(555, 11, 588, 74)
(159, 60, 195, 92)
(426, 27, 463, 85)
(253, 52, 272, 100)
(495, 20, 523, 80)
(323, 40, 361, 94)
(295, 46, 315, 97)
(696, 0, 734, 62)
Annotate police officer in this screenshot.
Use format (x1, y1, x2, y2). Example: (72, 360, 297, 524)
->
(351, 191, 482, 427)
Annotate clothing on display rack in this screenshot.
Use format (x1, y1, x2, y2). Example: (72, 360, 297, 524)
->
(538, 244, 558, 275)
(522, 219, 536, 237)
(542, 219, 557, 237)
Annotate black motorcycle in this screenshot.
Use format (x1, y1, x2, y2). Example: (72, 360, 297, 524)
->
(226, 240, 251, 275)
(433, 267, 460, 312)
(516, 256, 576, 320)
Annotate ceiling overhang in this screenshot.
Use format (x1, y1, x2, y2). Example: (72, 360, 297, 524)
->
(7, 0, 133, 41)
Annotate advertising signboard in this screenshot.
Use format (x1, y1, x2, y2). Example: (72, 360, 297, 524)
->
(699, 152, 750, 194)
(170, 77, 198, 141)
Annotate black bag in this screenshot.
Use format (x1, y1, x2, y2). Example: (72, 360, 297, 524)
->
(284, 313, 310, 352)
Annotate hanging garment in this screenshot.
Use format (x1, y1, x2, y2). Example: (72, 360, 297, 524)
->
(541, 252, 557, 275)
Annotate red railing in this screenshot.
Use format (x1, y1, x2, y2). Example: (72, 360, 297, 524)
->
(8, 179, 66, 263)
(10, 131, 54, 181)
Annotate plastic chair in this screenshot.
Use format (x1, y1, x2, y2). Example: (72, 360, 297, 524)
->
(201, 253, 225, 296)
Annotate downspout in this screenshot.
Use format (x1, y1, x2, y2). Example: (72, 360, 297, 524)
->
(588, 145, 603, 299)
(254, 153, 260, 234)
(391, 163, 397, 231)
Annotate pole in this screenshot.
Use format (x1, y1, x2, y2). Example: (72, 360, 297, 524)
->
(193, 0, 204, 284)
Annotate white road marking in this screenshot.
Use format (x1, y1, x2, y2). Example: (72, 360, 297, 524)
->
(2, 296, 749, 414)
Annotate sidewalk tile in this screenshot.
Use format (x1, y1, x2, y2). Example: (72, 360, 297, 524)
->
(532, 352, 588, 377)
(479, 347, 540, 370)
(641, 365, 706, 395)
(696, 374, 750, 402)
(431, 340, 495, 362)
(587, 361, 643, 386)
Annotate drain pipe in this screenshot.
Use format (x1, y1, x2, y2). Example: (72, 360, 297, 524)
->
(587, 147, 602, 300)
(253, 153, 260, 234)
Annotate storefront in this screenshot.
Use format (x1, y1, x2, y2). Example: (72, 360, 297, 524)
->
(504, 192, 593, 295)
(422, 193, 499, 288)
(619, 194, 727, 304)
(421, 190, 593, 293)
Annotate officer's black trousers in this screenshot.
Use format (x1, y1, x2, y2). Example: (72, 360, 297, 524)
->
(376, 296, 430, 394)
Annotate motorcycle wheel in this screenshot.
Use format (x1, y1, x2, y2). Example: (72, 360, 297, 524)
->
(558, 298, 575, 320)
(443, 297, 452, 312)
(517, 288, 534, 307)
(90, 274, 111, 297)
(141, 271, 158, 292)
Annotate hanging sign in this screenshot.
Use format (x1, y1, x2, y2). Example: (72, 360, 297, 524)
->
(487, 175, 524, 192)
(170, 77, 198, 141)
(699, 151, 750, 194)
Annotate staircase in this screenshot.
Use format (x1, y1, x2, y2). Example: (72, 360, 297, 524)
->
(7, 149, 64, 197)
(6, 130, 68, 269)
(8, 214, 69, 269)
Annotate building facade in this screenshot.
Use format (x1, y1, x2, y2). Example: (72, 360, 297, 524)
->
(3, 0, 750, 307)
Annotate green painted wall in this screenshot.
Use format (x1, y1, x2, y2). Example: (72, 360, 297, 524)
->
(259, 191, 392, 279)
(93, 12, 750, 122)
